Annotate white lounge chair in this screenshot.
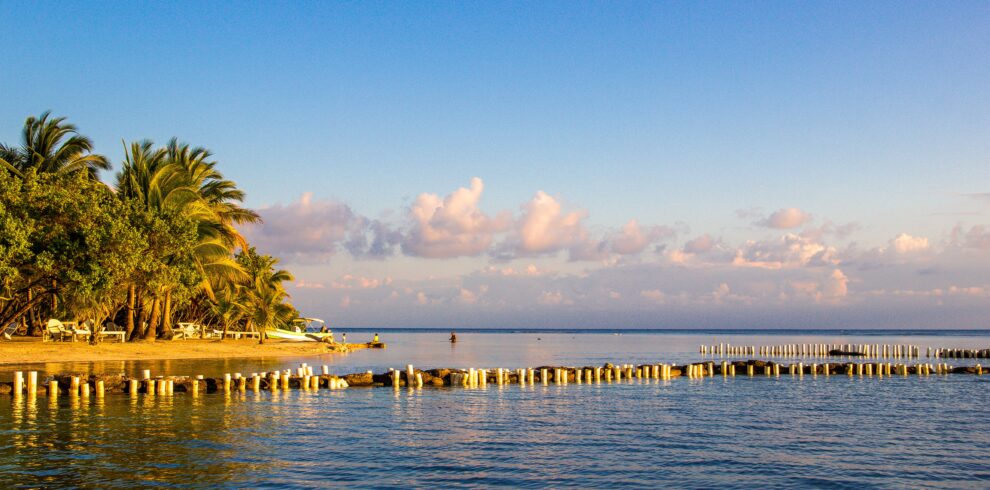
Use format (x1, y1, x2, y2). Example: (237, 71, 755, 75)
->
(44, 319, 73, 342)
(98, 322, 127, 343)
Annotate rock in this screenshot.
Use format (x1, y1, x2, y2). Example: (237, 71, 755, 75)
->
(343, 372, 374, 387)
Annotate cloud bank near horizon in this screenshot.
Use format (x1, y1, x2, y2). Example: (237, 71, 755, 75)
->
(242, 178, 990, 329)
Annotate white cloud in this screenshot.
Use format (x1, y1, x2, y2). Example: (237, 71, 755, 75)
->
(402, 177, 511, 258)
(890, 233, 930, 254)
(755, 208, 812, 229)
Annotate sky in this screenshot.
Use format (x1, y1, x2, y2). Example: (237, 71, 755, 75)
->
(2, 2, 989, 328)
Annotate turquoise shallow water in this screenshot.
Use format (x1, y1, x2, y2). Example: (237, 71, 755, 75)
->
(2, 331, 990, 488)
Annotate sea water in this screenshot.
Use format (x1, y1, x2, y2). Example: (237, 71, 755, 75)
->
(1, 330, 989, 488)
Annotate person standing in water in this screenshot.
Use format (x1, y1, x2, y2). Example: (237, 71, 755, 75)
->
(449, 331, 457, 343)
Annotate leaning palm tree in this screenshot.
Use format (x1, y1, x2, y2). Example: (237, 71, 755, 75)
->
(0, 112, 109, 178)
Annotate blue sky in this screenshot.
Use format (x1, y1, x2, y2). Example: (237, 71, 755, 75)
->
(2, 2, 989, 328)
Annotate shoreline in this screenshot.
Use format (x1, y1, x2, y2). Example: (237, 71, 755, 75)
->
(0, 338, 376, 365)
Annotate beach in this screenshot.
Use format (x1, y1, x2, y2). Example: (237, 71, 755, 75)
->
(0, 337, 361, 365)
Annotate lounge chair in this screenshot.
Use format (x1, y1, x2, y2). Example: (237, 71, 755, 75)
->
(98, 322, 126, 343)
(2, 322, 18, 340)
(174, 323, 201, 340)
(44, 319, 74, 342)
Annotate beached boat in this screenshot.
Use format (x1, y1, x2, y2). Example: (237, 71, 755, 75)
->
(267, 318, 334, 342)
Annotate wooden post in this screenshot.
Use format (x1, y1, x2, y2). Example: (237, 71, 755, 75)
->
(497, 368, 504, 386)
(129, 379, 139, 396)
(13, 371, 23, 396)
(70, 376, 80, 395)
(224, 373, 232, 392)
(95, 380, 105, 397)
(977, 364, 983, 376)
(281, 372, 290, 390)
(81, 382, 90, 397)
(605, 368, 613, 382)
(541, 368, 548, 385)
(479, 369, 487, 387)
(747, 364, 754, 377)
(270, 372, 279, 391)
(48, 380, 58, 398)
(594, 367, 602, 383)
(302, 375, 311, 390)
(392, 369, 401, 389)
(322, 365, 330, 375)
(528, 368, 536, 385)
(26, 371, 37, 397)
(576, 368, 583, 383)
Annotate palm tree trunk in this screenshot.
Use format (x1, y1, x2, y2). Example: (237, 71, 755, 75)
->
(160, 291, 173, 339)
(143, 298, 160, 341)
(125, 284, 136, 341)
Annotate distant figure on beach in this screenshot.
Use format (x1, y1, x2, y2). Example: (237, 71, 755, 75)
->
(449, 332, 457, 343)
(320, 325, 328, 333)
(373, 333, 379, 343)
(342, 333, 347, 344)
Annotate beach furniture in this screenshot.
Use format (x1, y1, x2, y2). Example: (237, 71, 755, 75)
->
(67, 321, 91, 342)
(2, 322, 18, 340)
(43, 319, 74, 342)
(174, 323, 201, 339)
(98, 322, 126, 343)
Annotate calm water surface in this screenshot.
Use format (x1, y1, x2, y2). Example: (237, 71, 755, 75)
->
(2, 331, 989, 488)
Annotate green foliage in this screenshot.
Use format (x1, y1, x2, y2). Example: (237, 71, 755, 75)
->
(0, 112, 298, 342)
(0, 170, 144, 325)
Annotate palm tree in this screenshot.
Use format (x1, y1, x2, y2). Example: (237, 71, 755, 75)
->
(0, 112, 109, 178)
(238, 250, 295, 344)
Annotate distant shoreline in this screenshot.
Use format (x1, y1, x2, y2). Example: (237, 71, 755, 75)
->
(326, 327, 990, 336)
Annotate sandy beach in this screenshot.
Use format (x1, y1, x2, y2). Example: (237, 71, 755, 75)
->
(0, 338, 356, 365)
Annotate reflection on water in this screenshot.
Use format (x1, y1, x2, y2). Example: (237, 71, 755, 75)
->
(2, 332, 990, 487)
(0, 375, 989, 487)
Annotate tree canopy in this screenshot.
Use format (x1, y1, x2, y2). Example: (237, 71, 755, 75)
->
(0, 112, 298, 342)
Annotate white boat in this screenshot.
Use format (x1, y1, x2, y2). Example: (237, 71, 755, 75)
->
(267, 318, 334, 342)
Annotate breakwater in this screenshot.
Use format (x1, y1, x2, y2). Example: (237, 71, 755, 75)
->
(698, 342, 990, 358)
(1, 356, 985, 399)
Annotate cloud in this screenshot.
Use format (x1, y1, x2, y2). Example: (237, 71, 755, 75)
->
(890, 233, 930, 254)
(402, 177, 512, 258)
(951, 225, 990, 250)
(683, 233, 719, 254)
(755, 208, 812, 229)
(732, 233, 839, 269)
(243, 192, 366, 261)
(609, 220, 677, 255)
(515, 191, 590, 256)
(331, 274, 391, 290)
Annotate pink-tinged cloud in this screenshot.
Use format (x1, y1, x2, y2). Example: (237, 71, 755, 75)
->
(951, 225, 990, 250)
(683, 233, 718, 254)
(331, 274, 391, 290)
(732, 234, 838, 269)
(516, 191, 589, 255)
(755, 208, 812, 229)
(402, 177, 511, 258)
(609, 220, 676, 255)
(242, 192, 365, 261)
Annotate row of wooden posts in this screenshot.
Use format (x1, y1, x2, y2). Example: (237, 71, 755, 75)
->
(5, 359, 985, 399)
(701, 343, 950, 359)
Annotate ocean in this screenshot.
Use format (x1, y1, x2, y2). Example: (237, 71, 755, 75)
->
(2, 330, 989, 488)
